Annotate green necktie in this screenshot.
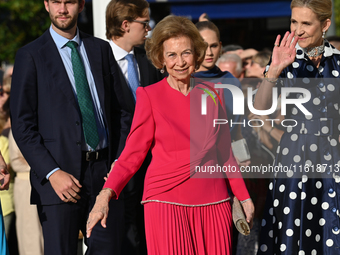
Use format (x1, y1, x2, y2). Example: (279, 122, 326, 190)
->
(66, 41, 99, 150)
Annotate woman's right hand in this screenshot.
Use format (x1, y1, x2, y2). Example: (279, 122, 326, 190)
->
(269, 31, 299, 77)
(86, 188, 115, 238)
(242, 199, 255, 229)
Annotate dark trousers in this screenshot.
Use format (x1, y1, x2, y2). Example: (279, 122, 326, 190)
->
(121, 170, 146, 255)
(121, 155, 150, 255)
(37, 157, 124, 255)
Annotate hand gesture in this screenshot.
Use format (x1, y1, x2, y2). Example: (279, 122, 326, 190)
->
(49, 169, 82, 203)
(0, 153, 10, 190)
(242, 199, 255, 229)
(86, 189, 114, 238)
(270, 31, 299, 76)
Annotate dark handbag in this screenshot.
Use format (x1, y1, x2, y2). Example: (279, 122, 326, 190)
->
(232, 196, 250, 236)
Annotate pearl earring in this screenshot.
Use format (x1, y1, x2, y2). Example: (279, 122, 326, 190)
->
(160, 66, 165, 74)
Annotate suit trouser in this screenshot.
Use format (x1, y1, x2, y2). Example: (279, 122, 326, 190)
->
(37, 157, 124, 255)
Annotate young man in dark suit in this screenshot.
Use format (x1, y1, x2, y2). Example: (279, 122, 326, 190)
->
(10, 0, 126, 254)
(105, 1, 163, 254)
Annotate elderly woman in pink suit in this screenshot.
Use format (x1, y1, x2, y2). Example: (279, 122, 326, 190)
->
(87, 15, 254, 255)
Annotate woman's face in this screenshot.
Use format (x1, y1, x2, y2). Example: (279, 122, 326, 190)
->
(163, 36, 195, 82)
(245, 58, 265, 78)
(290, 7, 329, 48)
(199, 29, 221, 71)
(0, 88, 9, 110)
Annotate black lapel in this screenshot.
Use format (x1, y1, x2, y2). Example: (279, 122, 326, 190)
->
(117, 66, 136, 112)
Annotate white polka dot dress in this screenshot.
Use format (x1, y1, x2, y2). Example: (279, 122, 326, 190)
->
(258, 41, 340, 255)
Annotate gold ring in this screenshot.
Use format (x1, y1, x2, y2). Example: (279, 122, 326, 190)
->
(274, 44, 279, 47)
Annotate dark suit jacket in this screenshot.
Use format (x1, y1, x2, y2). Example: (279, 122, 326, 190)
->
(114, 46, 163, 155)
(10, 29, 123, 205)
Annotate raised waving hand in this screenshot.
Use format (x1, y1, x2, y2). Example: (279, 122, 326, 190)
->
(269, 31, 299, 77)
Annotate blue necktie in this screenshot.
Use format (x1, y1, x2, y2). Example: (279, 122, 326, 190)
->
(125, 54, 139, 100)
(66, 41, 99, 150)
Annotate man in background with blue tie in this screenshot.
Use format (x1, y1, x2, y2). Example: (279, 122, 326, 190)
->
(106, 1, 163, 254)
(10, 0, 126, 254)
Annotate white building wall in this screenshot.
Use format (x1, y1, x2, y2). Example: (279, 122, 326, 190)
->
(92, 0, 111, 41)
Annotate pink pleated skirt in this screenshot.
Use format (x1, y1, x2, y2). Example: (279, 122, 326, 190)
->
(144, 200, 232, 255)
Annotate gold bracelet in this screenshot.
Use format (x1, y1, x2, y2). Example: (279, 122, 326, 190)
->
(264, 72, 278, 84)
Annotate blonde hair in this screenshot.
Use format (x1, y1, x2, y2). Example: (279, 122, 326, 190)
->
(145, 15, 207, 69)
(252, 50, 271, 68)
(290, 0, 332, 23)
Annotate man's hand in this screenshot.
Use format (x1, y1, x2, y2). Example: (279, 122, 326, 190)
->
(49, 170, 82, 203)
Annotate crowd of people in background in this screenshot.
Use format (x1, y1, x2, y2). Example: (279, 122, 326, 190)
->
(0, 0, 340, 254)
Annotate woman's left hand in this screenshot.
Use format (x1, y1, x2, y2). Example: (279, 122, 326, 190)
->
(242, 199, 255, 229)
(86, 189, 114, 238)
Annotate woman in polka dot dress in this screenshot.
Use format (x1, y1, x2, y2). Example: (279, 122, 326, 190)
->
(255, 0, 340, 254)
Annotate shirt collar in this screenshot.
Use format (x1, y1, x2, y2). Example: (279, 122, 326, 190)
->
(49, 26, 81, 49)
(295, 39, 340, 60)
(109, 40, 134, 61)
(324, 40, 340, 57)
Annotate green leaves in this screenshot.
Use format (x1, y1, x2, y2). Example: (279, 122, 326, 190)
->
(0, 0, 50, 63)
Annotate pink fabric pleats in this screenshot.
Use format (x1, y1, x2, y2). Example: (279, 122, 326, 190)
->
(144, 201, 233, 255)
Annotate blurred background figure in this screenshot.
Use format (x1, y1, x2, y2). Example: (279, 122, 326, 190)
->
(222, 44, 243, 55)
(239, 48, 259, 71)
(326, 35, 340, 50)
(0, 69, 3, 88)
(245, 50, 271, 78)
(0, 66, 12, 133)
(216, 53, 243, 79)
(0, 150, 11, 255)
(8, 130, 44, 255)
(198, 12, 210, 22)
(0, 65, 18, 255)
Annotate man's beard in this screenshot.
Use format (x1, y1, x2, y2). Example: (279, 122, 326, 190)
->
(50, 14, 78, 32)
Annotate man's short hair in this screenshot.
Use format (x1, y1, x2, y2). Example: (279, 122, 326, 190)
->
(106, 0, 149, 39)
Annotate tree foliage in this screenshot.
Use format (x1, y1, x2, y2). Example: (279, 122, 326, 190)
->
(335, 0, 340, 35)
(0, 0, 50, 63)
